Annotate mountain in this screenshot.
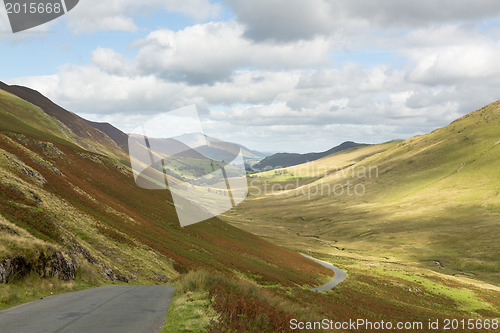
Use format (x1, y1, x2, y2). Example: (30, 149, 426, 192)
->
(84, 119, 129, 151)
(172, 132, 269, 159)
(2, 83, 499, 328)
(228, 99, 500, 285)
(253, 141, 369, 170)
(0, 83, 333, 328)
(0, 82, 127, 156)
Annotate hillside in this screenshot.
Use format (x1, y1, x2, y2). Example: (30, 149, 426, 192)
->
(226, 99, 500, 285)
(218, 101, 500, 327)
(84, 119, 129, 151)
(0, 85, 336, 322)
(253, 141, 368, 170)
(2, 85, 500, 330)
(0, 81, 128, 156)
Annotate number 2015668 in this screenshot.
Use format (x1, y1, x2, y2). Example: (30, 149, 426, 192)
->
(5, 2, 62, 14)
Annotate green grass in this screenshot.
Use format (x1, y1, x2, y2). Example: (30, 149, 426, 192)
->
(163, 257, 500, 333)
(2, 86, 500, 331)
(224, 100, 500, 286)
(161, 290, 216, 333)
(0, 265, 103, 311)
(215, 100, 500, 327)
(162, 271, 218, 333)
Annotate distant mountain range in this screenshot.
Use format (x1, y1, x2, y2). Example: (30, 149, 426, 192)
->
(253, 141, 369, 170)
(171, 132, 269, 160)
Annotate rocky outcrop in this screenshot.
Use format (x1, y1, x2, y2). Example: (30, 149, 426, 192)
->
(0, 251, 76, 284)
(35, 252, 76, 281)
(2, 152, 47, 186)
(64, 236, 99, 264)
(64, 236, 129, 283)
(0, 263, 6, 283)
(33, 140, 64, 158)
(102, 265, 129, 283)
(0, 256, 31, 283)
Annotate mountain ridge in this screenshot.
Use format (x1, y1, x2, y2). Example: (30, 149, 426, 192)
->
(0, 81, 127, 155)
(253, 141, 369, 170)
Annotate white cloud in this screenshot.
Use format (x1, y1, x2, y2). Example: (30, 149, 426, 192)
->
(403, 25, 500, 85)
(8, 2, 500, 153)
(91, 47, 132, 75)
(223, 0, 345, 42)
(134, 22, 333, 84)
(65, 0, 220, 33)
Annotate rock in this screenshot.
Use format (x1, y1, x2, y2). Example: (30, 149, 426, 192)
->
(33, 141, 63, 157)
(65, 236, 98, 264)
(153, 272, 170, 283)
(2, 153, 47, 186)
(0, 263, 8, 283)
(35, 251, 76, 281)
(78, 153, 103, 165)
(0, 256, 31, 283)
(1, 252, 76, 284)
(101, 265, 128, 283)
(0, 224, 19, 235)
(114, 274, 129, 283)
(28, 190, 43, 204)
(48, 252, 76, 281)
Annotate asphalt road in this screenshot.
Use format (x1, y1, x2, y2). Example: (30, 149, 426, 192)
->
(300, 253, 347, 291)
(0, 285, 175, 333)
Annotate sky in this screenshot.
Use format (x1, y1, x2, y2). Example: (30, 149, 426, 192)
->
(2, 1, 500, 153)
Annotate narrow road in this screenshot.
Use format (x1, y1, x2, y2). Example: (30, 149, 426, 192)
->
(300, 253, 347, 291)
(0, 285, 175, 333)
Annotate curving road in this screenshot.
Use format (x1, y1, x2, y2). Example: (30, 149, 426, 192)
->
(0, 285, 174, 333)
(300, 253, 347, 291)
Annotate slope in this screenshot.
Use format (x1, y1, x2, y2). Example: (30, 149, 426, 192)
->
(0, 81, 126, 157)
(84, 119, 129, 151)
(2, 86, 500, 330)
(253, 141, 369, 170)
(225, 100, 500, 285)
(0, 85, 332, 309)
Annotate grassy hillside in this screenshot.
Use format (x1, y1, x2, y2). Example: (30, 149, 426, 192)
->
(2, 84, 499, 331)
(0, 82, 126, 158)
(225, 100, 500, 285)
(0, 86, 340, 329)
(220, 101, 500, 328)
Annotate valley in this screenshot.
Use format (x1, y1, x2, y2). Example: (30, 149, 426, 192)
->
(220, 100, 500, 327)
(0, 82, 499, 332)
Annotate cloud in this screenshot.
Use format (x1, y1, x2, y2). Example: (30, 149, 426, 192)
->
(91, 47, 132, 75)
(342, 0, 500, 27)
(133, 22, 333, 84)
(65, 0, 221, 33)
(402, 25, 500, 85)
(12, 39, 500, 152)
(9, 2, 500, 153)
(225, 0, 500, 42)
(223, 0, 342, 42)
